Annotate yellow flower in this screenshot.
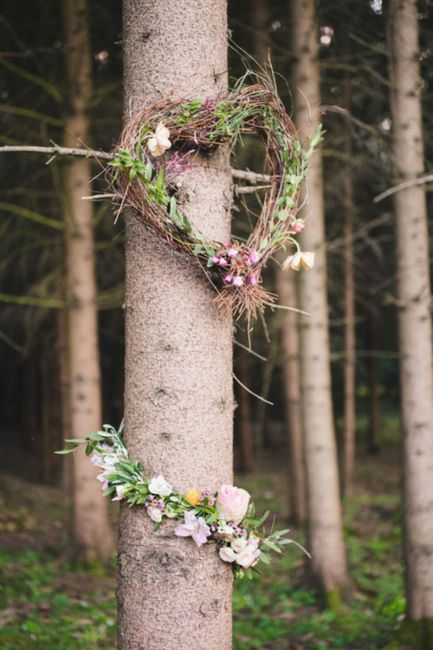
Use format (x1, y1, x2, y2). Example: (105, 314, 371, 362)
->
(147, 122, 172, 157)
(184, 489, 202, 506)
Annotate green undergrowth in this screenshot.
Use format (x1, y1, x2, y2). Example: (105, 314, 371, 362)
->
(0, 457, 407, 649)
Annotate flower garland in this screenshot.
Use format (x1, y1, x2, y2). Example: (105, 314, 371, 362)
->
(109, 74, 321, 320)
(58, 423, 309, 578)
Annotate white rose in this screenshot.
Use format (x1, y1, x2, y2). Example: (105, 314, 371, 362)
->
(148, 474, 172, 497)
(231, 537, 248, 554)
(236, 542, 261, 569)
(219, 546, 237, 563)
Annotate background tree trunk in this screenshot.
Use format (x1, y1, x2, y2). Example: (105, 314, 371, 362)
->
(366, 304, 381, 455)
(390, 0, 433, 625)
(290, 0, 347, 602)
(118, 2, 233, 649)
(236, 349, 255, 473)
(276, 270, 306, 525)
(342, 123, 356, 497)
(63, 0, 114, 562)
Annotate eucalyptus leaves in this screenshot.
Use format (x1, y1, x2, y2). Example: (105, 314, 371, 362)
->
(58, 423, 309, 578)
(110, 75, 320, 320)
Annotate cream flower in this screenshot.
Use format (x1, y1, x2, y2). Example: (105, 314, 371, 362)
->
(148, 474, 172, 497)
(282, 250, 315, 272)
(147, 122, 172, 157)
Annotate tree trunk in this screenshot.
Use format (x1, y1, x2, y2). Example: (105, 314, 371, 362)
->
(390, 0, 433, 626)
(366, 305, 380, 455)
(63, 0, 114, 563)
(118, 2, 233, 649)
(290, 0, 347, 602)
(276, 270, 306, 525)
(251, 0, 270, 65)
(236, 349, 255, 473)
(342, 124, 356, 497)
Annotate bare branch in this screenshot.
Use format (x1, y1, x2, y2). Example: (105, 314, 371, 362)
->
(373, 175, 433, 203)
(0, 144, 113, 160)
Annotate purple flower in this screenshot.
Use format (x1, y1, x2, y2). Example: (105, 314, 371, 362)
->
(224, 275, 233, 284)
(247, 275, 257, 286)
(211, 256, 220, 264)
(174, 511, 211, 547)
(203, 98, 216, 111)
(218, 258, 228, 267)
(232, 276, 244, 287)
(227, 248, 238, 258)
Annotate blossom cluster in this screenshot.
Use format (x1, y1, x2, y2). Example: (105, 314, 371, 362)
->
(58, 424, 307, 578)
(208, 242, 261, 288)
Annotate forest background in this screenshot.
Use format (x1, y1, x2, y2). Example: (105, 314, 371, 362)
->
(0, 0, 433, 648)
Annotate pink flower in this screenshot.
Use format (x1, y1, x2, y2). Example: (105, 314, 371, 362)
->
(247, 275, 257, 286)
(218, 258, 228, 267)
(216, 485, 250, 523)
(232, 276, 244, 287)
(291, 219, 305, 234)
(147, 506, 163, 523)
(248, 250, 260, 264)
(211, 256, 220, 264)
(174, 511, 211, 547)
(224, 275, 233, 284)
(227, 248, 238, 258)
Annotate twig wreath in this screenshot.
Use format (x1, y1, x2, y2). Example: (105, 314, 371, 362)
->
(58, 424, 309, 578)
(109, 75, 321, 320)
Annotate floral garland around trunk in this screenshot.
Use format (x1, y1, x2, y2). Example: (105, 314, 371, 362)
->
(58, 423, 309, 578)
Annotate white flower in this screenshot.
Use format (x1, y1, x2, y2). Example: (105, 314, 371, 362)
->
(147, 122, 172, 157)
(219, 535, 261, 569)
(282, 250, 315, 272)
(174, 511, 211, 547)
(147, 506, 163, 523)
(112, 485, 126, 502)
(148, 474, 172, 497)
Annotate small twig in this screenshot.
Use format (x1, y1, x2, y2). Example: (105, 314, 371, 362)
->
(373, 174, 433, 203)
(233, 339, 267, 361)
(0, 144, 112, 160)
(235, 184, 271, 195)
(264, 301, 310, 316)
(81, 193, 116, 201)
(232, 168, 271, 183)
(232, 371, 274, 405)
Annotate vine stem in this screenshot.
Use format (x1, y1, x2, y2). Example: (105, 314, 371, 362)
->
(0, 144, 271, 182)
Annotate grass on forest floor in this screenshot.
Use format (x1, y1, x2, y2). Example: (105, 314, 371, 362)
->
(0, 449, 405, 649)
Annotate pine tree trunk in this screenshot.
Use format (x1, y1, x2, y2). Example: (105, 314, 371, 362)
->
(118, 2, 233, 649)
(290, 0, 347, 601)
(276, 270, 306, 525)
(63, 0, 114, 562)
(342, 127, 356, 496)
(390, 0, 433, 624)
(237, 350, 255, 473)
(366, 305, 380, 455)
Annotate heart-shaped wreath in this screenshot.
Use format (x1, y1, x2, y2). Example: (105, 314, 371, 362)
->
(109, 77, 320, 320)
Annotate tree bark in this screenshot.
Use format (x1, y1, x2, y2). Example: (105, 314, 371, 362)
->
(290, 0, 347, 601)
(390, 0, 433, 624)
(63, 0, 114, 562)
(118, 2, 233, 649)
(276, 270, 306, 525)
(366, 304, 380, 455)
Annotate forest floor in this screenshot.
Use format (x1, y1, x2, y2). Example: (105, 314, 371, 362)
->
(0, 442, 404, 649)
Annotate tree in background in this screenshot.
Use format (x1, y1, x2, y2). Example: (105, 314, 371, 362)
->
(389, 0, 433, 638)
(290, 0, 347, 603)
(63, 0, 114, 562)
(118, 1, 233, 647)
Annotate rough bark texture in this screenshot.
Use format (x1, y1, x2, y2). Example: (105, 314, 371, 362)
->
(63, 0, 114, 562)
(119, 2, 233, 649)
(342, 129, 356, 497)
(276, 270, 306, 525)
(290, 0, 347, 596)
(366, 305, 381, 455)
(390, 0, 433, 622)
